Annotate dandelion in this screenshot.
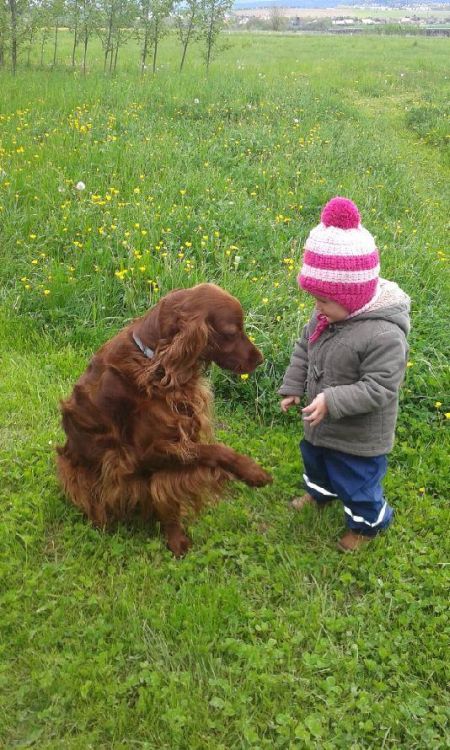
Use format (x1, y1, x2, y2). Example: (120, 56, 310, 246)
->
(435, 402, 442, 408)
(262, 298, 269, 304)
(29, 234, 36, 240)
(43, 289, 51, 295)
(406, 361, 413, 367)
(445, 413, 450, 419)
(240, 374, 249, 380)
(75, 181, 86, 191)
(418, 487, 425, 494)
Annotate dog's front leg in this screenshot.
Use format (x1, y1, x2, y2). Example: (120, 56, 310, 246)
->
(160, 519, 192, 558)
(141, 442, 272, 487)
(199, 444, 273, 487)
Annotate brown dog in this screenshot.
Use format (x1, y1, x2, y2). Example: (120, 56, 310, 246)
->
(57, 283, 272, 556)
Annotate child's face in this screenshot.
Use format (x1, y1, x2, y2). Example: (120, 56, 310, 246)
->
(312, 295, 348, 323)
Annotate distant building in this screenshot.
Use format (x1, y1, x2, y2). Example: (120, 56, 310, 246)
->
(332, 18, 355, 25)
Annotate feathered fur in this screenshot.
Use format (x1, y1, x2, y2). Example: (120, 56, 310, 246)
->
(57, 283, 272, 556)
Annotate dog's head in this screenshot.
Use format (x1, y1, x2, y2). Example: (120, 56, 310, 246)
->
(140, 284, 263, 383)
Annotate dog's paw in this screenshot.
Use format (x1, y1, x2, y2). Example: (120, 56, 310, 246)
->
(244, 465, 273, 488)
(166, 531, 192, 558)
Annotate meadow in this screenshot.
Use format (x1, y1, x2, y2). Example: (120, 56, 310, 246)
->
(1, 33, 449, 748)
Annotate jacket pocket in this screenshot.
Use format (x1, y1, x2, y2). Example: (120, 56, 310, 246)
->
(326, 410, 384, 448)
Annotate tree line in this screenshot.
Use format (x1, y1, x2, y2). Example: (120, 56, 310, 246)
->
(1, 0, 233, 75)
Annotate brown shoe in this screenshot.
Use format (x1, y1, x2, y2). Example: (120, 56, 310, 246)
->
(290, 493, 331, 511)
(337, 530, 372, 553)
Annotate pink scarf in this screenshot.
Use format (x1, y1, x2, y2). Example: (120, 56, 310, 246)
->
(309, 313, 330, 344)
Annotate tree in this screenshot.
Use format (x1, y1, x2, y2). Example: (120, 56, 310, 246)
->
(0, 0, 8, 67)
(269, 5, 285, 32)
(6, 0, 28, 73)
(98, 0, 136, 73)
(67, 0, 81, 67)
(24, 1, 42, 67)
(175, 0, 200, 72)
(50, 0, 66, 67)
(79, 0, 97, 73)
(137, 0, 173, 75)
(34, 0, 52, 66)
(199, 0, 232, 72)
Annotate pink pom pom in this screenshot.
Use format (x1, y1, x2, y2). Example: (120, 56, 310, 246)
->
(321, 197, 360, 229)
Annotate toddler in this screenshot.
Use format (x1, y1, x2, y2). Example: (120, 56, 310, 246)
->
(279, 197, 410, 552)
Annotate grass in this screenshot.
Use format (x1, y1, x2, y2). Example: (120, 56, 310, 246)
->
(0, 33, 449, 748)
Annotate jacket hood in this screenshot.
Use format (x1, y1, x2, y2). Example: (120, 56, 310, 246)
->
(348, 278, 411, 336)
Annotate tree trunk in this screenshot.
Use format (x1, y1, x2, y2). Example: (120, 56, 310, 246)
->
(72, 12, 79, 67)
(179, 14, 194, 72)
(206, 9, 215, 72)
(113, 39, 119, 73)
(83, 28, 88, 74)
(104, 7, 114, 72)
(9, 0, 18, 75)
(27, 28, 34, 66)
(152, 26, 158, 74)
(53, 24, 59, 67)
(40, 33, 46, 66)
(141, 25, 149, 74)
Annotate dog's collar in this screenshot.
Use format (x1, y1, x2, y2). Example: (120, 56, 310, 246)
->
(132, 331, 154, 359)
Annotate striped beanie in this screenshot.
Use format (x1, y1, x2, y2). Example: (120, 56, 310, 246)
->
(298, 197, 380, 314)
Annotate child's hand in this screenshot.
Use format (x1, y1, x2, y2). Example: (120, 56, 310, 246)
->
(302, 393, 328, 426)
(280, 396, 301, 412)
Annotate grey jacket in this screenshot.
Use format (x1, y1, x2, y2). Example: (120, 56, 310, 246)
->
(279, 280, 411, 456)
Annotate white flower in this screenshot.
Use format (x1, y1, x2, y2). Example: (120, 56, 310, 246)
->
(75, 181, 86, 191)
(194, 98, 200, 104)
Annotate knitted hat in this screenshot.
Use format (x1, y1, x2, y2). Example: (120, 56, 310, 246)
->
(298, 197, 380, 313)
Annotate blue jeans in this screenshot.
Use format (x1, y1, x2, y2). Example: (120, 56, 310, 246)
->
(300, 439, 393, 536)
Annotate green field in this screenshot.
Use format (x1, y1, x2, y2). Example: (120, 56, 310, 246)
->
(1, 33, 449, 748)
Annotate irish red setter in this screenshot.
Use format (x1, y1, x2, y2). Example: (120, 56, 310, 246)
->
(57, 283, 272, 556)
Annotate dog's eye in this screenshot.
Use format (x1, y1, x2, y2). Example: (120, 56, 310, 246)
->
(221, 329, 237, 340)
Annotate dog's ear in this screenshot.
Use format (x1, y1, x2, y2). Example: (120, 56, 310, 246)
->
(158, 315, 209, 387)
